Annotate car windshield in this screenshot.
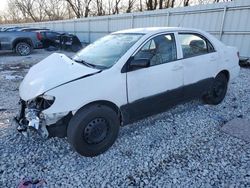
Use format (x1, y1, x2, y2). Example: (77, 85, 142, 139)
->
(73, 33, 143, 69)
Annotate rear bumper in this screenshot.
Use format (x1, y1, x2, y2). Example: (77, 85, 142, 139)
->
(229, 65, 240, 83)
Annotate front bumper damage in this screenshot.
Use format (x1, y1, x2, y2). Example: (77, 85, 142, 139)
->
(13, 100, 49, 138)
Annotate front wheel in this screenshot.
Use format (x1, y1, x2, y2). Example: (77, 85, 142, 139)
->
(203, 74, 228, 105)
(67, 105, 120, 157)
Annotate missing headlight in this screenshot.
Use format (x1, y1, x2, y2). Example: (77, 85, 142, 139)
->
(35, 95, 55, 110)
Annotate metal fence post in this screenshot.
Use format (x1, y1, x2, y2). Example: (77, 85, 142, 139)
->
(88, 19, 91, 43)
(219, 6, 227, 40)
(62, 21, 65, 32)
(131, 14, 134, 28)
(166, 12, 170, 26)
(107, 17, 110, 33)
(73, 20, 76, 35)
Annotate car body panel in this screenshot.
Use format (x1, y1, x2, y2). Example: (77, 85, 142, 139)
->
(0, 31, 42, 50)
(43, 67, 127, 115)
(17, 27, 240, 127)
(127, 59, 183, 102)
(19, 53, 100, 101)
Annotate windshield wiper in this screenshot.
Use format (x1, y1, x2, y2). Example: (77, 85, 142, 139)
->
(74, 59, 95, 68)
(73, 59, 108, 70)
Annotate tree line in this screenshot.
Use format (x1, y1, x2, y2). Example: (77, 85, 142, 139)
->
(0, 0, 233, 24)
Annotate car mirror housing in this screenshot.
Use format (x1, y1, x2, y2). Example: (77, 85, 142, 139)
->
(129, 58, 150, 70)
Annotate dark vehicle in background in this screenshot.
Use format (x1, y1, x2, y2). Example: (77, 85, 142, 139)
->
(37, 30, 82, 52)
(1, 27, 49, 32)
(38, 30, 61, 48)
(0, 26, 83, 55)
(3, 27, 26, 32)
(0, 31, 43, 55)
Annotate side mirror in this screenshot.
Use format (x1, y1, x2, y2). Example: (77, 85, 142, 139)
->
(129, 58, 150, 70)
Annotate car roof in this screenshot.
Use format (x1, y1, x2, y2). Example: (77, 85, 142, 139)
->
(34, 29, 52, 32)
(113, 27, 203, 35)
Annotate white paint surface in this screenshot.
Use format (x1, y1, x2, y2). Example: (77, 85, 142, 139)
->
(18, 27, 240, 125)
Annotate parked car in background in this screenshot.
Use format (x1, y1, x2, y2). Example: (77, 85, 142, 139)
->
(0, 31, 43, 55)
(0, 26, 82, 54)
(36, 30, 61, 48)
(36, 30, 82, 52)
(14, 27, 240, 157)
(3, 27, 26, 32)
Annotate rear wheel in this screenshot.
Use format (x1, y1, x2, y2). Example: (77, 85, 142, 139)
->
(203, 73, 228, 105)
(67, 104, 120, 157)
(15, 42, 32, 56)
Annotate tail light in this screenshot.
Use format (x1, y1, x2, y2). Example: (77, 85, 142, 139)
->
(36, 32, 42, 40)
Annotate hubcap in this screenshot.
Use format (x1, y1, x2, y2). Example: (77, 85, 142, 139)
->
(83, 118, 108, 144)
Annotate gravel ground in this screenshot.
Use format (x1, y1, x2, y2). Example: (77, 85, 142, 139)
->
(0, 49, 75, 65)
(0, 52, 249, 187)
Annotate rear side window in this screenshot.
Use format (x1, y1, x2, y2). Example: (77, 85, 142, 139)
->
(179, 33, 215, 58)
(46, 32, 59, 38)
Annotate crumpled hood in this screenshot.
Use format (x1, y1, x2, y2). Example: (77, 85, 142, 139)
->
(19, 53, 99, 101)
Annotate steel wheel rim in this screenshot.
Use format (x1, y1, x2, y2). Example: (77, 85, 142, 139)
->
(213, 81, 225, 98)
(83, 118, 109, 144)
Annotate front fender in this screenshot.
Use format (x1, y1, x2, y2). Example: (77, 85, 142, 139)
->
(42, 68, 127, 116)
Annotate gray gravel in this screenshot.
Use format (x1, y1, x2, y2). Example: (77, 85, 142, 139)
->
(0, 52, 249, 187)
(0, 49, 75, 65)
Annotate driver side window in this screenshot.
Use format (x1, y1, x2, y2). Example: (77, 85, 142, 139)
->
(134, 33, 177, 66)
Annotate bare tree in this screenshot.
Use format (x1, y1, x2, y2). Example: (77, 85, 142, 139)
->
(36, 0, 47, 21)
(145, 0, 158, 10)
(114, 0, 121, 14)
(84, 0, 92, 17)
(94, 0, 105, 16)
(5, 0, 23, 23)
(159, 0, 164, 9)
(126, 0, 137, 13)
(44, 0, 68, 20)
(106, 0, 122, 14)
(139, 0, 143, 11)
(65, 0, 83, 18)
(0, 0, 236, 24)
(167, 0, 176, 8)
(183, 0, 190, 6)
(15, 0, 38, 22)
(65, 0, 92, 18)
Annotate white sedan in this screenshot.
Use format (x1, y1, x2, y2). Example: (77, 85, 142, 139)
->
(15, 27, 240, 157)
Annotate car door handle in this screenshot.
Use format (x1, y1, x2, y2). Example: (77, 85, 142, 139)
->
(172, 65, 183, 71)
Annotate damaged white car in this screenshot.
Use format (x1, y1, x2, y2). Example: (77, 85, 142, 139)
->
(14, 27, 240, 157)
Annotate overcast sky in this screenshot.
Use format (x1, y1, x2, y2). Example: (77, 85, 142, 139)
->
(0, 0, 7, 12)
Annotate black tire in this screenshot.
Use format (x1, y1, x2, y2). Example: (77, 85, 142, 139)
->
(67, 104, 120, 157)
(203, 73, 228, 105)
(15, 42, 32, 56)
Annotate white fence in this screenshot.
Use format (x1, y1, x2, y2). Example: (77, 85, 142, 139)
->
(2, 0, 250, 58)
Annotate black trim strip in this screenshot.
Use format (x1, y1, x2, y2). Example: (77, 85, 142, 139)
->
(121, 77, 214, 125)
